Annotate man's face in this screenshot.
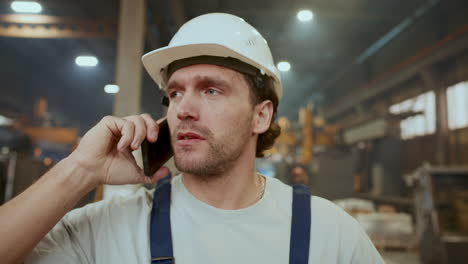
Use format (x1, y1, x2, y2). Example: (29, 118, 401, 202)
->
(166, 64, 256, 177)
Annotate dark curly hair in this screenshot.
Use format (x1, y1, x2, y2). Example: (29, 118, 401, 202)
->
(242, 75, 282, 158)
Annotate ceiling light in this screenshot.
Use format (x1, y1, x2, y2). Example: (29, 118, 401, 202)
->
(297, 10, 314, 22)
(0, 115, 13, 126)
(277, 61, 291, 72)
(75, 56, 98, 67)
(104, 84, 120, 94)
(11, 1, 42, 13)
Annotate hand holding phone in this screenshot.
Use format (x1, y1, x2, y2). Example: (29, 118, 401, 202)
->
(141, 118, 174, 176)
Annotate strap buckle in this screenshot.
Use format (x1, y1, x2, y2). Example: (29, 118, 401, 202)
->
(151, 256, 174, 263)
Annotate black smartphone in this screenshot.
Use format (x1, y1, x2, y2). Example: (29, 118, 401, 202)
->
(141, 118, 174, 176)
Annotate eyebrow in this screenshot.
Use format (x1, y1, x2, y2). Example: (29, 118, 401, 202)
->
(195, 75, 230, 89)
(166, 81, 182, 92)
(167, 75, 231, 92)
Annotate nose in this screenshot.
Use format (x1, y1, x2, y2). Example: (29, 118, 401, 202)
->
(176, 93, 200, 121)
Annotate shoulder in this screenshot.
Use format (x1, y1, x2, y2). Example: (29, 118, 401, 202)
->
(64, 187, 154, 226)
(311, 195, 355, 223)
(266, 177, 352, 219)
(310, 195, 364, 245)
(268, 178, 365, 243)
(26, 188, 155, 263)
(309, 196, 384, 263)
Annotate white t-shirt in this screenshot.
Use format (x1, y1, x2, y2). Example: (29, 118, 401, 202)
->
(26, 175, 384, 264)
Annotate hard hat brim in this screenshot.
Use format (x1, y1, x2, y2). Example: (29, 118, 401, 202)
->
(141, 43, 282, 98)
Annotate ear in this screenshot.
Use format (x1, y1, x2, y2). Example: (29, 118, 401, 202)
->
(252, 100, 273, 134)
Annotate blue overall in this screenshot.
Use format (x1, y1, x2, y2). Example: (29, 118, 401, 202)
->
(149, 177, 311, 264)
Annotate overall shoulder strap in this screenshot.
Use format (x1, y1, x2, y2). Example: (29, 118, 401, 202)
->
(289, 184, 312, 264)
(150, 175, 174, 264)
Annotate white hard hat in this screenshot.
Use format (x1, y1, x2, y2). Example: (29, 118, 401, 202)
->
(141, 13, 283, 99)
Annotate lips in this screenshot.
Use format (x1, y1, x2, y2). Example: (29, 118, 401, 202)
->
(177, 132, 205, 140)
(176, 131, 205, 146)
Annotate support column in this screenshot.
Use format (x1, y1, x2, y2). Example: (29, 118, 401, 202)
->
(420, 69, 448, 165)
(113, 0, 146, 117)
(103, 0, 147, 199)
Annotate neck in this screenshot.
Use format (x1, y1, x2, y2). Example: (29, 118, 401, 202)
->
(181, 148, 261, 210)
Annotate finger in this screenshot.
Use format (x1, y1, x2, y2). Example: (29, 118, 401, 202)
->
(101, 116, 135, 151)
(100, 115, 124, 138)
(142, 167, 170, 185)
(124, 115, 147, 150)
(140, 113, 159, 142)
(116, 119, 135, 151)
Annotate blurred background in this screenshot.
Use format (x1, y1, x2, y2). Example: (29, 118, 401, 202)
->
(1, 0, 468, 263)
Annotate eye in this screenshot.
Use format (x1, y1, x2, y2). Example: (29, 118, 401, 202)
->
(206, 88, 219, 95)
(169, 91, 182, 98)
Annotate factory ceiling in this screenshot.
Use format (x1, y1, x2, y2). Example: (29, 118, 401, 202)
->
(0, 0, 466, 134)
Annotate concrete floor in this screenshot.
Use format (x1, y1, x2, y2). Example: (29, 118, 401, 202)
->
(381, 251, 420, 264)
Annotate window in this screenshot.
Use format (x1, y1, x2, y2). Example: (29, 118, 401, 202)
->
(447, 81, 468, 130)
(389, 91, 436, 139)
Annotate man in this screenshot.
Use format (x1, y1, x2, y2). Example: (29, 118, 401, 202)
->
(291, 166, 310, 185)
(0, 13, 384, 263)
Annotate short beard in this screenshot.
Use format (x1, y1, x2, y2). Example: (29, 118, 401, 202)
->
(175, 139, 243, 181)
(172, 118, 252, 181)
